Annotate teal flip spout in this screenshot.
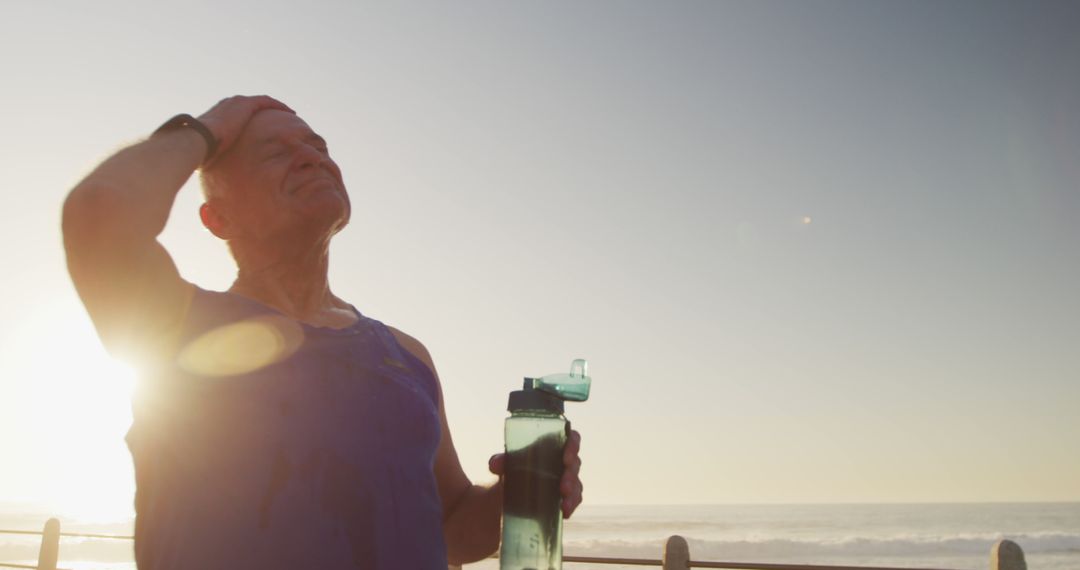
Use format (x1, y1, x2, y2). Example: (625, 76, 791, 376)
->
(529, 358, 591, 402)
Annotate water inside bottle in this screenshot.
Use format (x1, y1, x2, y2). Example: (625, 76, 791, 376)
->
(502, 417, 566, 570)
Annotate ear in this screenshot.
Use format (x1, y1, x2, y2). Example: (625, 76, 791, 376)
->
(199, 202, 234, 240)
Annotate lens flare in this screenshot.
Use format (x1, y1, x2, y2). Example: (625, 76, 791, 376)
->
(177, 316, 304, 376)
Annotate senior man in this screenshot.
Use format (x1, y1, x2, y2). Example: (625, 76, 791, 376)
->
(62, 95, 583, 569)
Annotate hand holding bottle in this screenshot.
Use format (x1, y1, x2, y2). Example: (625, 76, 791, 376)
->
(490, 428, 583, 518)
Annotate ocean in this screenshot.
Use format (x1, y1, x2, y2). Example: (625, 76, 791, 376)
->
(1, 502, 1076, 569)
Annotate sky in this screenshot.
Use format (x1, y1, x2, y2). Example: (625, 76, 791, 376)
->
(1, 1, 1078, 521)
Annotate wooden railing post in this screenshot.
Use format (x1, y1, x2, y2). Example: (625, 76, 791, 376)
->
(663, 534, 690, 570)
(36, 517, 60, 570)
(990, 539, 1026, 570)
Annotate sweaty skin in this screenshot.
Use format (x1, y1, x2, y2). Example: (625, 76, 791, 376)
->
(62, 95, 584, 565)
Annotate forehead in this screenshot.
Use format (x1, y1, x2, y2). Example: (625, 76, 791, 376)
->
(236, 110, 322, 150)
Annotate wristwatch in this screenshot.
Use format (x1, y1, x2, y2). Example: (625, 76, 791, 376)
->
(152, 113, 219, 165)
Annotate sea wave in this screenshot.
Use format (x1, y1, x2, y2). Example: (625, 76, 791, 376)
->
(565, 532, 1080, 560)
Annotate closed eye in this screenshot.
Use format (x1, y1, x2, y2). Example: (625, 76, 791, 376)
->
(262, 145, 287, 162)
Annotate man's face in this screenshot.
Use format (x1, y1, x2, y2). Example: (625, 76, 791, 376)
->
(207, 110, 350, 243)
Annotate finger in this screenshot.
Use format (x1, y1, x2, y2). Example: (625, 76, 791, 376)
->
(561, 431, 582, 493)
(564, 432, 581, 471)
(251, 95, 295, 114)
(564, 430, 581, 460)
(564, 448, 580, 469)
(563, 454, 581, 477)
(562, 482, 583, 518)
(560, 462, 581, 496)
(560, 448, 582, 501)
(488, 453, 506, 476)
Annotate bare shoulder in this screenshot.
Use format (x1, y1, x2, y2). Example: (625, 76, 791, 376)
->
(386, 325, 439, 380)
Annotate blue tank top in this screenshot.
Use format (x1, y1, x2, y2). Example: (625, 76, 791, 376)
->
(126, 288, 448, 569)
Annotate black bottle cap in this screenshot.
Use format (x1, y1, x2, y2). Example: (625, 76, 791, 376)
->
(508, 378, 564, 414)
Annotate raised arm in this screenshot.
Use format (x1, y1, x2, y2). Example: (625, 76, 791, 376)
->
(61, 95, 291, 362)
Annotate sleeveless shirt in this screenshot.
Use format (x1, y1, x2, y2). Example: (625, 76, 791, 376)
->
(125, 288, 448, 569)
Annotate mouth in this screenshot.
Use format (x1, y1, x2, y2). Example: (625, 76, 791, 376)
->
(289, 177, 339, 196)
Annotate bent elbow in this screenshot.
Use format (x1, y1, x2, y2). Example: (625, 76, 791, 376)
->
(62, 183, 107, 247)
(62, 182, 144, 247)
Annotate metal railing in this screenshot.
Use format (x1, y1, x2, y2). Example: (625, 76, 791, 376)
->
(0, 519, 133, 570)
(2, 519, 1029, 570)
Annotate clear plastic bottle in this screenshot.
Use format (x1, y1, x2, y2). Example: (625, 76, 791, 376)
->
(500, 360, 591, 570)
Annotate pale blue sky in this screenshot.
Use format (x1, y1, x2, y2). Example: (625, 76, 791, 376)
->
(0, 1, 1077, 513)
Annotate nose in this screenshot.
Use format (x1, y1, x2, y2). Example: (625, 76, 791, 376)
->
(292, 143, 326, 170)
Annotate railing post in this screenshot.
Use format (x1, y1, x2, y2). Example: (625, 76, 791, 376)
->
(990, 539, 1026, 570)
(36, 518, 60, 570)
(663, 534, 690, 570)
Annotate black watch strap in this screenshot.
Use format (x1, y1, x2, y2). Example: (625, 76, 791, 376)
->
(153, 113, 219, 165)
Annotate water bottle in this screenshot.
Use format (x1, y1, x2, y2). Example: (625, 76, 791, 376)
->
(500, 359, 591, 570)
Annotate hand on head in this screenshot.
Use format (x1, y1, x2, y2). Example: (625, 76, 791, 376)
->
(197, 95, 294, 167)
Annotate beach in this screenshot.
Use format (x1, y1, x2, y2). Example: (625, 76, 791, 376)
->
(2, 502, 1077, 569)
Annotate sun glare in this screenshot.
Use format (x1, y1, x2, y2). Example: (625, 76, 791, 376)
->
(2, 299, 305, 524)
(3, 300, 138, 523)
